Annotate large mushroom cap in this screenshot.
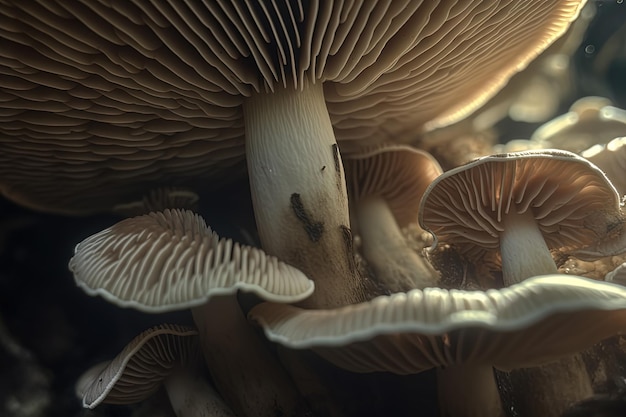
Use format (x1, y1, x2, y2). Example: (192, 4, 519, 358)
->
(69, 209, 314, 312)
(0, 1, 585, 214)
(249, 275, 626, 374)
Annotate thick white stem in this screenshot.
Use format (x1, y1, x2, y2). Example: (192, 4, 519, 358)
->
(437, 365, 504, 417)
(357, 198, 437, 292)
(164, 368, 236, 417)
(191, 297, 307, 417)
(244, 81, 365, 307)
(500, 210, 557, 286)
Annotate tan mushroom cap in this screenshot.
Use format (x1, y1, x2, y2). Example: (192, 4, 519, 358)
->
(249, 275, 626, 374)
(69, 209, 314, 312)
(344, 145, 442, 228)
(418, 150, 622, 270)
(0, 1, 584, 214)
(82, 323, 200, 407)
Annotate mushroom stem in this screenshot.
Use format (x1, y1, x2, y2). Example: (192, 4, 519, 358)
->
(356, 197, 437, 292)
(504, 355, 594, 417)
(499, 211, 592, 416)
(437, 365, 504, 417)
(244, 81, 366, 308)
(500, 209, 558, 286)
(164, 368, 236, 417)
(191, 296, 307, 417)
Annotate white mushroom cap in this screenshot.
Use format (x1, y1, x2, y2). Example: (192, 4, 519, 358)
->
(0, 1, 586, 213)
(581, 136, 626, 198)
(81, 324, 200, 407)
(531, 96, 626, 153)
(69, 209, 314, 311)
(249, 275, 626, 374)
(79, 324, 237, 417)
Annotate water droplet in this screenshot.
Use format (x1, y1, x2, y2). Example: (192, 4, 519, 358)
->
(618, 0, 623, 4)
(584, 44, 595, 55)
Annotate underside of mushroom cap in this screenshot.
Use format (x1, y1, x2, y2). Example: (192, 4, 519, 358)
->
(418, 150, 623, 266)
(249, 275, 626, 374)
(69, 209, 314, 312)
(0, 1, 584, 213)
(81, 324, 199, 408)
(344, 145, 442, 228)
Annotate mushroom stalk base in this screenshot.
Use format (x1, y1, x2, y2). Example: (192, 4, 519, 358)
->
(437, 365, 504, 417)
(504, 355, 593, 417)
(192, 297, 307, 417)
(500, 210, 557, 286)
(244, 81, 366, 307)
(357, 198, 437, 292)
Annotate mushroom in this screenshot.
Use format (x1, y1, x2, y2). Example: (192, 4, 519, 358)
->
(343, 145, 441, 292)
(531, 96, 626, 153)
(581, 136, 626, 198)
(248, 275, 626, 417)
(0, 1, 586, 309)
(69, 209, 313, 417)
(419, 150, 623, 287)
(418, 149, 625, 415)
(76, 323, 236, 417)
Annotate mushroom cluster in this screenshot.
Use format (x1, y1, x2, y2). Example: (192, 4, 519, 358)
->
(5, 1, 626, 417)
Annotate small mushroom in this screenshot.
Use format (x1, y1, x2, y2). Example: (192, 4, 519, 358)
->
(69, 209, 313, 417)
(343, 145, 441, 292)
(419, 150, 623, 287)
(76, 323, 236, 417)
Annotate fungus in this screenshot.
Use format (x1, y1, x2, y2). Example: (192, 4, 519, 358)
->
(249, 275, 626, 416)
(581, 136, 626, 198)
(1, 1, 586, 309)
(532, 96, 626, 153)
(76, 324, 236, 417)
(419, 150, 623, 287)
(343, 145, 441, 292)
(419, 149, 625, 415)
(69, 209, 313, 417)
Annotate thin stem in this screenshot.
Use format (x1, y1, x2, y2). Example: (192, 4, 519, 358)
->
(191, 297, 307, 417)
(500, 210, 557, 285)
(243, 81, 366, 307)
(357, 198, 437, 292)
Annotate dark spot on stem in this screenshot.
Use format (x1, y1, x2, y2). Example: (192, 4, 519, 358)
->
(331, 143, 343, 191)
(290, 193, 324, 242)
(340, 224, 358, 274)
